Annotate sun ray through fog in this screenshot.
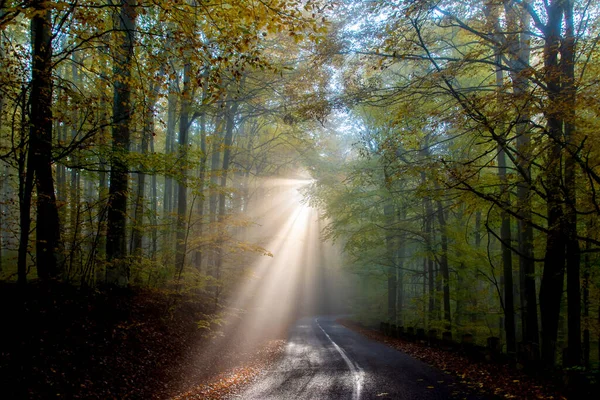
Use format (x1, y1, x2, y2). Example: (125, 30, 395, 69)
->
(182, 177, 331, 370)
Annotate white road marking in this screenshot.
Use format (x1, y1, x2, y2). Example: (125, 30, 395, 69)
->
(315, 318, 364, 400)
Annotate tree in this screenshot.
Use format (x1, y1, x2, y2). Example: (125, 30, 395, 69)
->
(106, 0, 137, 287)
(29, 0, 62, 282)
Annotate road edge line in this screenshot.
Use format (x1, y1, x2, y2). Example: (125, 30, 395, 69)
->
(315, 318, 364, 400)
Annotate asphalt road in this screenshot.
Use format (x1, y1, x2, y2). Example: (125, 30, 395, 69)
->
(238, 316, 485, 400)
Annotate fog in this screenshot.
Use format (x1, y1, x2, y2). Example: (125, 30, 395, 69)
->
(182, 175, 355, 380)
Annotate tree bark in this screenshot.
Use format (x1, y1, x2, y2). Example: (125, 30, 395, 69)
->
(420, 148, 436, 324)
(383, 200, 397, 323)
(469, 210, 483, 323)
(582, 228, 590, 368)
(54, 41, 68, 222)
(29, 2, 62, 282)
(68, 52, 81, 281)
(192, 112, 207, 270)
(106, 0, 137, 287)
(130, 129, 147, 259)
(214, 99, 239, 303)
(164, 76, 177, 218)
(175, 62, 192, 277)
(561, 0, 581, 367)
(208, 113, 223, 288)
(396, 205, 405, 326)
(132, 74, 162, 259)
(436, 198, 451, 330)
(193, 73, 209, 271)
(427, 213, 435, 323)
(492, 46, 516, 354)
(18, 90, 33, 286)
(505, 1, 539, 355)
(0, 9, 4, 274)
(96, 59, 110, 283)
(150, 136, 158, 261)
(0, 170, 3, 273)
(539, 0, 566, 365)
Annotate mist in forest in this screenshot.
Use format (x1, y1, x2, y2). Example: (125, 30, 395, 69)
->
(181, 174, 354, 378)
(235, 176, 351, 318)
(237, 176, 351, 320)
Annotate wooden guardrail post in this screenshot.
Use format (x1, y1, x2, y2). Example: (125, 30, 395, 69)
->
(427, 329, 438, 346)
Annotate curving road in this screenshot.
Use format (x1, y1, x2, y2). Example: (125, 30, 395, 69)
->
(237, 316, 485, 400)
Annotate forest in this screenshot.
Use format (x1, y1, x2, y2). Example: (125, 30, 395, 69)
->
(1, 0, 600, 398)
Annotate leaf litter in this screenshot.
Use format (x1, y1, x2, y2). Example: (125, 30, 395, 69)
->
(338, 319, 568, 400)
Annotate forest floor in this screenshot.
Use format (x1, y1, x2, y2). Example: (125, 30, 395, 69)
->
(339, 319, 585, 399)
(0, 282, 286, 399)
(172, 339, 286, 399)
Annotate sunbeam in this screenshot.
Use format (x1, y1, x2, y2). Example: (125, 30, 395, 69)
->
(180, 176, 350, 386)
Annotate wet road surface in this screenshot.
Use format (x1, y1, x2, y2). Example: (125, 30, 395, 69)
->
(238, 316, 485, 399)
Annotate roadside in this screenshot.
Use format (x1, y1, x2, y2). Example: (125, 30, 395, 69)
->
(339, 319, 570, 400)
(173, 339, 285, 399)
(0, 282, 286, 399)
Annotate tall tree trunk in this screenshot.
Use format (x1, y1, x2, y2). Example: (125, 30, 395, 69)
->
(175, 62, 192, 277)
(150, 137, 158, 261)
(130, 135, 147, 259)
(193, 74, 209, 271)
(506, 1, 539, 356)
(18, 84, 33, 286)
(427, 221, 435, 323)
(208, 113, 223, 289)
(396, 205, 405, 326)
(436, 198, 451, 330)
(106, 0, 137, 287)
(18, 155, 33, 286)
(68, 51, 81, 281)
(14, 85, 27, 286)
(539, 0, 566, 365)
(214, 99, 239, 304)
(382, 155, 397, 324)
(0, 12, 3, 273)
(425, 130, 450, 327)
(582, 225, 590, 368)
(498, 162, 516, 353)
(383, 200, 397, 323)
(132, 75, 162, 259)
(453, 208, 466, 328)
(54, 42, 67, 220)
(0, 170, 3, 274)
(96, 60, 110, 284)
(493, 48, 516, 354)
(164, 76, 177, 218)
(148, 83, 159, 263)
(30, 2, 62, 282)
(561, 1, 581, 367)
(420, 162, 435, 323)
